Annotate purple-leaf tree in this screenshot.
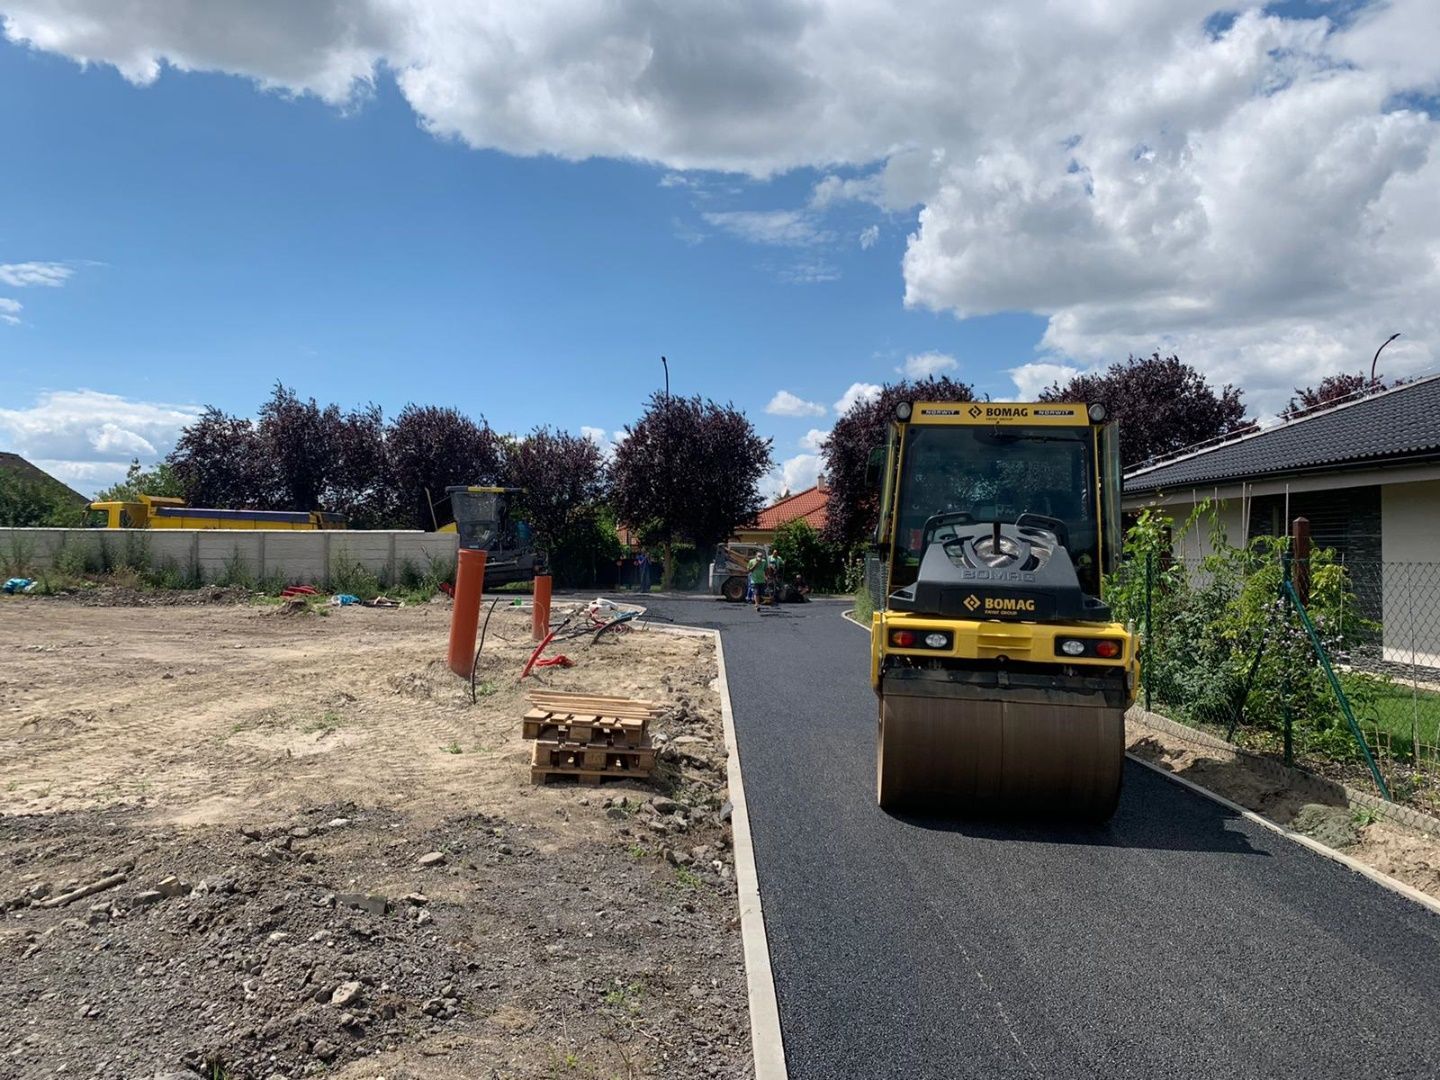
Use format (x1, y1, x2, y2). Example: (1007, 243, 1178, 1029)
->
(611, 392, 771, 589)
(256, 382, 342, 511)
(1282, 372, 1375, 419)
(1039, 353, 1251, 468)
(387, 404, 504, 530)
(167, 406, 269, 509)
(821, 376, 976, 550)
(505, 426, 609, 558)
(328, 402, 393, 527)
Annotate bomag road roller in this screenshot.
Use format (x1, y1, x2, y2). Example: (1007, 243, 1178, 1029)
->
(869, 399, 1137, 821)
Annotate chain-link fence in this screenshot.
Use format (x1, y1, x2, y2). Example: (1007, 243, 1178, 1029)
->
(1113, 547, 1440, 811)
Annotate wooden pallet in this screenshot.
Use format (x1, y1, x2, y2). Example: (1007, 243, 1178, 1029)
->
(522, 709, 647, 748)
(526, 691, 663, 721)
(531, 739, 656, 773)
(529, 739, 655, 785)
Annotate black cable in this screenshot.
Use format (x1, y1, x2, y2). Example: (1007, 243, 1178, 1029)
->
(470, 596, 502, 704)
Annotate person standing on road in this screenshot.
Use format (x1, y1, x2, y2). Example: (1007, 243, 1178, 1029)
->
(748, 552, 768, 611)
(635, 550, 651, 593)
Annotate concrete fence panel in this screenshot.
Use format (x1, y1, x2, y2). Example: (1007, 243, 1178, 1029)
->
(1, 528, 457, 587)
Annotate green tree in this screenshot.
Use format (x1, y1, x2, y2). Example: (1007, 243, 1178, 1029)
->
(94, 459, 184, 503)
(771, 518, 845, 593)
(0, 473, 73, 526)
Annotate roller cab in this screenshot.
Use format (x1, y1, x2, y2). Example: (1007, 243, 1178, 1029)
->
(870, 401, 1136, 820)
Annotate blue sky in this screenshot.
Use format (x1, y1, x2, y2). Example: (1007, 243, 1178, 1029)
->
(0, 37, 1043, 495)
(1, 1, 1437, 496)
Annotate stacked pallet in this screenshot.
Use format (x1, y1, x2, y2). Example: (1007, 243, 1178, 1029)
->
(524, 690, 661, 785)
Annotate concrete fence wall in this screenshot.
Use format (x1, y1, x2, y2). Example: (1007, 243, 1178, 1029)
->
(0, 528, 458, 587)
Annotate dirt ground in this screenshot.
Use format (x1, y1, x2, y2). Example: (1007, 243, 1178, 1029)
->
(0, 594, 750, 1080)
(1126, 718, 1440, 905)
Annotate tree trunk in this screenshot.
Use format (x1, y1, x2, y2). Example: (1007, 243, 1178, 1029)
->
(661, 539, 675, 593)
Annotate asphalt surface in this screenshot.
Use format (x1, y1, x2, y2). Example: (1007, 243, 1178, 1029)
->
(638, 594, 1440, 1080)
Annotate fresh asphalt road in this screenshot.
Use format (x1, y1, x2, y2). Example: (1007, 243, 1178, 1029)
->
(636, 594, 1440, 1080)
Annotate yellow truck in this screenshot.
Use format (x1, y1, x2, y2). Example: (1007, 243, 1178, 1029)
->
(86, 494, 346, 531)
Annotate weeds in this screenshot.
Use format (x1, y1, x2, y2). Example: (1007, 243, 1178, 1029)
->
(304, 711, 343, 734)
(673, 866, 703, 890)
(216, 547, 257, 590)
(602, 980, 644, 1012)
(441, 740, 463, 754)
(1353, 805, 1382, 828)
(330, 555, 381, 599)
(1, 534, 35, 576)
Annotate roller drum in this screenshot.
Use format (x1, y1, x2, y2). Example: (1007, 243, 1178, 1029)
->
(877, 683, 1123, 821)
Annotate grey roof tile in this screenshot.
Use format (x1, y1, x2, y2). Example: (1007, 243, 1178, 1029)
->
(1123, 375, 1440, 493)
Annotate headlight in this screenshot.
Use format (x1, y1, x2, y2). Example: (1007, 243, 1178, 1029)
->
(924, 632, 949, 649)
(895, 401, 913, 421)
(1059, 639, 1085, 656)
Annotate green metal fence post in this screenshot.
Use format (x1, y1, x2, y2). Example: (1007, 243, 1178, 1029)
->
(1285, 577, 1392, 800)
(1282, 550, 1294, 768)
(1144, 550, 1153, 713)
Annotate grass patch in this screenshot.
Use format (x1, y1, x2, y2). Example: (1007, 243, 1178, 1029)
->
(852, 583, 874, 624)
(440, 740, 463, 755)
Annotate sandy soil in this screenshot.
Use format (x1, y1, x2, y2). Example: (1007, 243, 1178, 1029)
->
(0, 595, 750, 1079)
(1127, 718, 1440, 905)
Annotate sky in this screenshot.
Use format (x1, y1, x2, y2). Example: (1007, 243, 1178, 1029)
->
(1, 0, 1438, 499)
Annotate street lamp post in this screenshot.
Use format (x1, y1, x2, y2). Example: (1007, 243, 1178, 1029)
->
(660, 355, 670, 592)
(1371, 333, 1400, 386)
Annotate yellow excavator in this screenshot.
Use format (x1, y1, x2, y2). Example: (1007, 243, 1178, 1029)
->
(869, 400, 1136, 821)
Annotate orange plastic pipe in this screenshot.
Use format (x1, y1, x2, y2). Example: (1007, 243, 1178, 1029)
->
(447, 548, 487, 677)
(532, 574, 552, 642)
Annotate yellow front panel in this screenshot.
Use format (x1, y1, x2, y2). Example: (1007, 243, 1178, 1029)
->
(871, 610, 1137, 692)
(910, 401, 1089, 427)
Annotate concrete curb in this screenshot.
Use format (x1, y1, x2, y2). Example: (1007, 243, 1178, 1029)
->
(1125, 753, 1440, 918)
(644, 621, 789, 1080)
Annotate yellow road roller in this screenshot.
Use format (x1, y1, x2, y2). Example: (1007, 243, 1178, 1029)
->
(869, 400, 1137, 820)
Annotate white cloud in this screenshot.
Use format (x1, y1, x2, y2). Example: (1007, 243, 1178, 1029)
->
(834, 382, 882, 415)
(776, 257, 840, 284)
(799, 427, 828, 452)
(898, 351, 957, 379)
(761, 453, 822, 500)
(702, 210, 827, 247)
(611, 429, 629, 445)
(0, 389, 204, 495)
(765, 390, 827, 418)
(9, 3, 1440, 410)
(1009, 362, 1081, 400)
(0, 261, 72, 287)
(858, 224, 879, 250)
(0, 297, 20, 326)
(580, 425, 607, 444)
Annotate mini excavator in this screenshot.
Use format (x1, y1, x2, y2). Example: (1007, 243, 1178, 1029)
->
(869, 400, 1137, 821)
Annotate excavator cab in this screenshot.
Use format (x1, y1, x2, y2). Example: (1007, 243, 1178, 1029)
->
(444, 486, 545, 587)
(870, 401, 1135, 820)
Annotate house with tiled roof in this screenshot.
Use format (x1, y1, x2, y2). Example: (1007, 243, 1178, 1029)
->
(732, 477, 830, 544)
(1123, 374, 1440, 664)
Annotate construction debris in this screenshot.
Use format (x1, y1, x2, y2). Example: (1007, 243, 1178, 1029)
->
(524, 691, 662, 785)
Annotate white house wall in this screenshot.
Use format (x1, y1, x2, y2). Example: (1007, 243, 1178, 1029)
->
(1381, 480, 1440, 668)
